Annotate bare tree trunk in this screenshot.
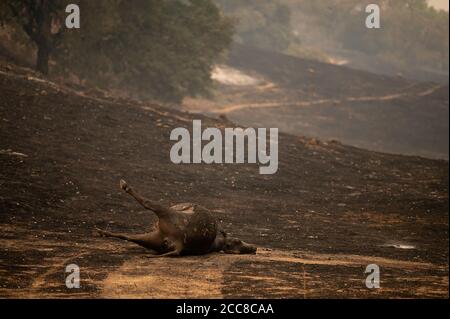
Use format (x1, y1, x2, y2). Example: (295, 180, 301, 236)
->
(35, 0, 51, 75)
(36, 41, 49, 75)
(7, 0, 54, 75)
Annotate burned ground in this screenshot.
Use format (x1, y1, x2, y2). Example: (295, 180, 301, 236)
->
(184, 45, 449, 159)
(0, 61, 448, 298)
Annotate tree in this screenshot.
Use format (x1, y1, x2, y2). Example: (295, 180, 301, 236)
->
(1, 0, 234, 102)
(286, 0, 449, 72)
(0, 0, 65, 74)
(214, 0, 294, 52)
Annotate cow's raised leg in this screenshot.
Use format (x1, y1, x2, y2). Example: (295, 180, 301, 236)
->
(119, 179, 174, 219)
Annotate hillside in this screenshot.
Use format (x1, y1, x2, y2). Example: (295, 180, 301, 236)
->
(0, 60, 448, 298)
(183, 45, 449, 159)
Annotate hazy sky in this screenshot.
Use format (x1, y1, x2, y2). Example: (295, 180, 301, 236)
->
(428, 0, 449, 11)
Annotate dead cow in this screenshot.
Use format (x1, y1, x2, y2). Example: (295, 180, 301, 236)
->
(96, 180, 257, 257)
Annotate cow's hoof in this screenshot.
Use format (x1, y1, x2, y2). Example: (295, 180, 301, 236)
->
(119, 179, 129, 191)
